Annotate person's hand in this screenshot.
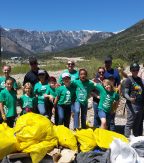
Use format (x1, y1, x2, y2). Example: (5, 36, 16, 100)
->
(44, 94, 49, 98)
(49, 95, 54, 102)
(55, 83, 60, 87)
(130, 97, 136, 103)
(2, 114, 7, 121)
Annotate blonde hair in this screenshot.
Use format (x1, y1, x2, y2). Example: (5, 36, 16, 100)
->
(103, 79, 114, 91)
(23, 82, 33, 93)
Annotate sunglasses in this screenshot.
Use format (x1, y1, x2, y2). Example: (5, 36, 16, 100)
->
(30, 62, 37, 65)
(131, 69, 139, 72)
(38, 73, 45, 76)
(68, 63, 74, 66)
(98, 71, 104, 74)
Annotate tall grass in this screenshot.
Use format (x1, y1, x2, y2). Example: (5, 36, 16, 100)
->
(0, 58, 127, 79)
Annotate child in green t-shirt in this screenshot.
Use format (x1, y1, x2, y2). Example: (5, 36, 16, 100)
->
(95, 79, 119, 129)
(0, 77, 17, 127)
(34, 70, 53, 116)
(0, 65, 18, 92)
(54, 73, 75, 128)
(44, 76, 59, 122)
(72, 68, 95, 129)
(19, 82, 37, 115)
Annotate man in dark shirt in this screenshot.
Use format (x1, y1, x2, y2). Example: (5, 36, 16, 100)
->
(23, 56, 49, 86)
(104, 56, 121, 87)
(124, 63, 144, 137)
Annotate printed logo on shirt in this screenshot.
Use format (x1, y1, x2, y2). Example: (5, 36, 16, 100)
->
(0, 81, 5, 88)
(64, 90, 71, 104)
(23, 99, 32, 108)
(4, 105, 8, 115)
(77, 88, 87, 102)
(41, 86, 47, 92)
(102, 94, 112, 109)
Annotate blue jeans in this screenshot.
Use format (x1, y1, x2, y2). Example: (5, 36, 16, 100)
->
(38, 103, 47, 115)
(73, 102, 88, 129)
(57, 105, 71, 128)
(93, 102, 101, 128)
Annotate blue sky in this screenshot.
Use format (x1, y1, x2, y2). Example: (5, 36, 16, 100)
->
(0, 0, 144, 32)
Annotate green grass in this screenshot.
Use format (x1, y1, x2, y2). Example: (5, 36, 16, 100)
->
(0, 58, 128, 79)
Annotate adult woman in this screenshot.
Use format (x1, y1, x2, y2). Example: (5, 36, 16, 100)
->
(58, 60, 79, 85)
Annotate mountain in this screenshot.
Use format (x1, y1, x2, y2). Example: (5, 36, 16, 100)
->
(0, 27, 114, 57)
(52, 19, 144, 61)
(1, 36, 32, 58)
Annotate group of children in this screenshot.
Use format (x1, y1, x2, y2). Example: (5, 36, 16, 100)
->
(0, 65, 120, 130)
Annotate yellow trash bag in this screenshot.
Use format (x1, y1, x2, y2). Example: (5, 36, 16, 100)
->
(23, 140, 57, 163)
(75, 128, 97, 152)
(0, 123, 18, 160)
(14, 113, 52, 143)
(94, 128, 128, 149)
(53, 125, 78, 151)
(14, 113, 57, 162)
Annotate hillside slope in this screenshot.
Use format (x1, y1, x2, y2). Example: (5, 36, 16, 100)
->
(51, 19, 144, 61)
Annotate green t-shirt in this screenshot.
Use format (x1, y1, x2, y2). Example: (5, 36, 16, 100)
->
(0, 88, 17, 117)
(0, 76, 18, 92)
(20, 94, 37, 108)
(56, 84, 76, 105)
(58, 69, 79, 85)
(34, 82, 49, 104)
(73, 79, 95, 105)
(46, 86, 57, 98)
(95, 84, 119, 113)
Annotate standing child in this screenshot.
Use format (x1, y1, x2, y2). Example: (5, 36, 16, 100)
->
(0, 77, 17, 127)
(54, 73, 75, 128)
(73, 68, 95, 129)
(19, 82, 37, 115)
(34, 70, 52, 116)
(95, 79, 119, 129)
(45, 76, 59, 123)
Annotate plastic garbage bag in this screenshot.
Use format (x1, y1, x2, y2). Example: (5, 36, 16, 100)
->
(94, 128, 128, 149)
(75, 128, 97, 152)
(0, 123, 18, 160)
(14, 113, 57, 163)
(110, 139, 144, 163)
(53, 125, 78, 151)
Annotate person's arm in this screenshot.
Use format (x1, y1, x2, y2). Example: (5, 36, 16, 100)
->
(54, 96, 59, 108)
(0, 102, 6, 121)
(19, 97, 23, 110)
(124, 88, 136, 103)
(116, 69, 121, 87)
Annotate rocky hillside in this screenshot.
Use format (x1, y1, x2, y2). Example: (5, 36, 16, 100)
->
(1, 27, 114, 57)
(52, 19, 144, 61)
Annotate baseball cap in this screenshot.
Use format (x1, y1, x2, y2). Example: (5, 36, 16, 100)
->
(130, 63, 140, 71)
(38, 69, 46, 75)
(62, 72, 70, 78)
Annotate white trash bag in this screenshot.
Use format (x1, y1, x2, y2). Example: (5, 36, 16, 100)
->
(110, 139, 144, 163)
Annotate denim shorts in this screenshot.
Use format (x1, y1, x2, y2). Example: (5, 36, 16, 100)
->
(98, 109, 107, 119)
